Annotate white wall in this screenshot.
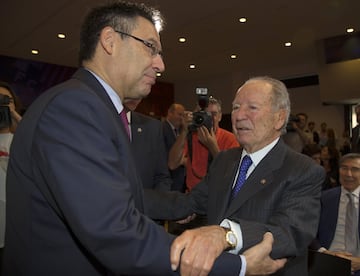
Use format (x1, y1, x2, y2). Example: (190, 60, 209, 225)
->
(174, 75, 346, 139)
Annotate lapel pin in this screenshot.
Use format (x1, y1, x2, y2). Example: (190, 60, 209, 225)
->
(137, 128, 142, 133)
(260, 179, 266, 185)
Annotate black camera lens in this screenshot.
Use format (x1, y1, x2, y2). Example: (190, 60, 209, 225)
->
(194, 114, 204, 125)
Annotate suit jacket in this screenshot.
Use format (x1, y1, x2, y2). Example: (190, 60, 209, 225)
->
(313, 187, 360, 276)
(147, 138, 325, 276)
(162, 120, 186, 192)
(316, 187, 360, 249)
(352, 125, 360, 153)
(130, 111, 171, 191)
(3, 68, 241, 276)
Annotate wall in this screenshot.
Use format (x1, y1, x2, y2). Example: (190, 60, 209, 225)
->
(174, 75, 346, 140)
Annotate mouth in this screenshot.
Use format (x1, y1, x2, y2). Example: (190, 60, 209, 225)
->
(144, 74, 156, 85)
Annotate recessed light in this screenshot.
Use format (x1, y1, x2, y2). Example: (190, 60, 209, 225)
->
(230, 54, 237, 59)
(57, 33, 66, 39)
(179, 37, 186, 43)
(347, 28, 354, 33)
(285, 42, 292, 47)
(156, 72, 161, 77)
(189, 64, 195, 69)
(239, 17, 247, 23)
(31, 49, 39, 55)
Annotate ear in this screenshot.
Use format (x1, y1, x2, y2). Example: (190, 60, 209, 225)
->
(99, 27, 117, 55)
(274, 109, 287, 131)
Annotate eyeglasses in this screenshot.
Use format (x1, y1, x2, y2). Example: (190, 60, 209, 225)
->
(115, 30, 162, 57)
(340, 165, 360, 174)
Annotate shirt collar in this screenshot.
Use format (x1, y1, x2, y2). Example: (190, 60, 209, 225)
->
(86, 69, 124, 114)
(242, 137, 280, 166)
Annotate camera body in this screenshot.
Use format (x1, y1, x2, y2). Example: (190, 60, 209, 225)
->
(188, 88, 213, 132)
(0, 94, 12, 129)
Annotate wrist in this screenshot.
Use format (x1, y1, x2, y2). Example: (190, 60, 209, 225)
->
(221, 226, 237, 250)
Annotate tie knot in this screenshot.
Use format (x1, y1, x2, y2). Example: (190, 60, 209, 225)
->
(240, 155, 252, 171)
(120, 109, 129, 124)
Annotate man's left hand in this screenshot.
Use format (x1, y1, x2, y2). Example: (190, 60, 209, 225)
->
(170, 225, 227, 276)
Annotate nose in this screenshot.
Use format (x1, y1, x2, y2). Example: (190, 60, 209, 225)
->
(153, 54, 165, 73)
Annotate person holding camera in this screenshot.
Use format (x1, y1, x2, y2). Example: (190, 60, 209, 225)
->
(0, 81, 22, 271)
(169, 97, 239, 192)
(282, 112, 311, 153)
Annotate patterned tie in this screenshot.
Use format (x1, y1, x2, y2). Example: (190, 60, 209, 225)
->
(345, 192, 359, 255)
(231, 155, 253, 199)
(119, 109, 130, 139)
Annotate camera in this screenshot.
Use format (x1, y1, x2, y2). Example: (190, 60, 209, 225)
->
(188, 88, 213, 132)
(286, 114, 300, 132)
(0, 94, 12, 129)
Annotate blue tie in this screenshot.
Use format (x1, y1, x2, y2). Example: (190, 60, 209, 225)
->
(231, 155, 252, 199)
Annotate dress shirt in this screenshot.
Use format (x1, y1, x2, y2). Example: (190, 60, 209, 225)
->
(87, 69, 124, 114)
(329, 186, 360, 252)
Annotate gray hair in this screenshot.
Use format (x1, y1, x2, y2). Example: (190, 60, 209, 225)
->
(243, 76, 291, 133)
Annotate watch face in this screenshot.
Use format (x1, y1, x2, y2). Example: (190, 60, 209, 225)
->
(226, 231, 237, 247)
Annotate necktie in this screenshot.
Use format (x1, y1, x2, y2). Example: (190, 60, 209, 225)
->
(345, 192, 359, 255)
(231, 155, 252, 199)
(119, 109, 130, 139)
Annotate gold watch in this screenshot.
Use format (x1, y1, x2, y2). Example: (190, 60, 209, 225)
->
(222, 226, 237, 250)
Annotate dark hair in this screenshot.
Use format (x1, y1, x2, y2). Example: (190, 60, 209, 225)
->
(79, 1, 163, 65)
(0, 81, 20, 109)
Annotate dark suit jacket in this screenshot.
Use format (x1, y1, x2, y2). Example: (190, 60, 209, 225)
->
(352, 125, 360, 153)
(130, 111, 171, 191)
(315, 187, 360, 249)
(162, 120, 186, 192)
(312, 187, 360, 276)
(3, 68, 241, 275)
(147, 139, 325, 276)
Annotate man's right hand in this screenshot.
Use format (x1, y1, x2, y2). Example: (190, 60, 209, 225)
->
(244, 232, 287, 275)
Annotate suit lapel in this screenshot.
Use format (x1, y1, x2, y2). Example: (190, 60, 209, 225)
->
(214, 149, 241, 221)
(72, 68, 144, 211)
(225, 139, 286, 217)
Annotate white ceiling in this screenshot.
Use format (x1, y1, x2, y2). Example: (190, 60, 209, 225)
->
(1, 0, 359, 83)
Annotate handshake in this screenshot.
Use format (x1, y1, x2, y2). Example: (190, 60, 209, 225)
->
(170, 225, 286, 275)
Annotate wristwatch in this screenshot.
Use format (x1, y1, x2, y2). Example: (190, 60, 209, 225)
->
(221, 226, 237, 250)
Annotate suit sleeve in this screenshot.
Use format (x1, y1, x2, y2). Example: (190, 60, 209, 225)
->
(32, 90, 176, 274)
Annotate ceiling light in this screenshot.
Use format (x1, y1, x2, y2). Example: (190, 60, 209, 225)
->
(239, 17, 247, 23)
(230, 54, 237, 59)
(284, 42, 292, 47)
(189, 64, 195, 69)
(156, 72, 161, 77)
(347, 28, 354, 33)
(31, 49, 39, 55)
(57, 33, 66, 39)
(179, 37, 186, 43)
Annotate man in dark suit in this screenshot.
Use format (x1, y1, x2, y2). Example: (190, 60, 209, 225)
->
(125, 99, 171, 192)
(149, 76, 325, 276)
(311, 153, 360, 275)
(351, 104, 360, 153)
(3, 2, 285, 275)
(162, 103, 187, 192)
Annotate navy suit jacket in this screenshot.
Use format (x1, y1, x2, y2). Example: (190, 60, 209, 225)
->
(162, 120, 186, 192)
(130, 111, 171, 191)
(316, 187, 360, 249)
(3, 68, 240, 275)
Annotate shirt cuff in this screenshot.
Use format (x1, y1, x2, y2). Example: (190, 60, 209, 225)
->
(239, 255, 246, 276)
(220, 218, 243, 254)
(318, 247, 327, 253)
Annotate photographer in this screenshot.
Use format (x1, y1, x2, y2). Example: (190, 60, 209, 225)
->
(283, 112, 311, 153)
(0, 81, 22, 271)
(169, 96, 239, 192)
